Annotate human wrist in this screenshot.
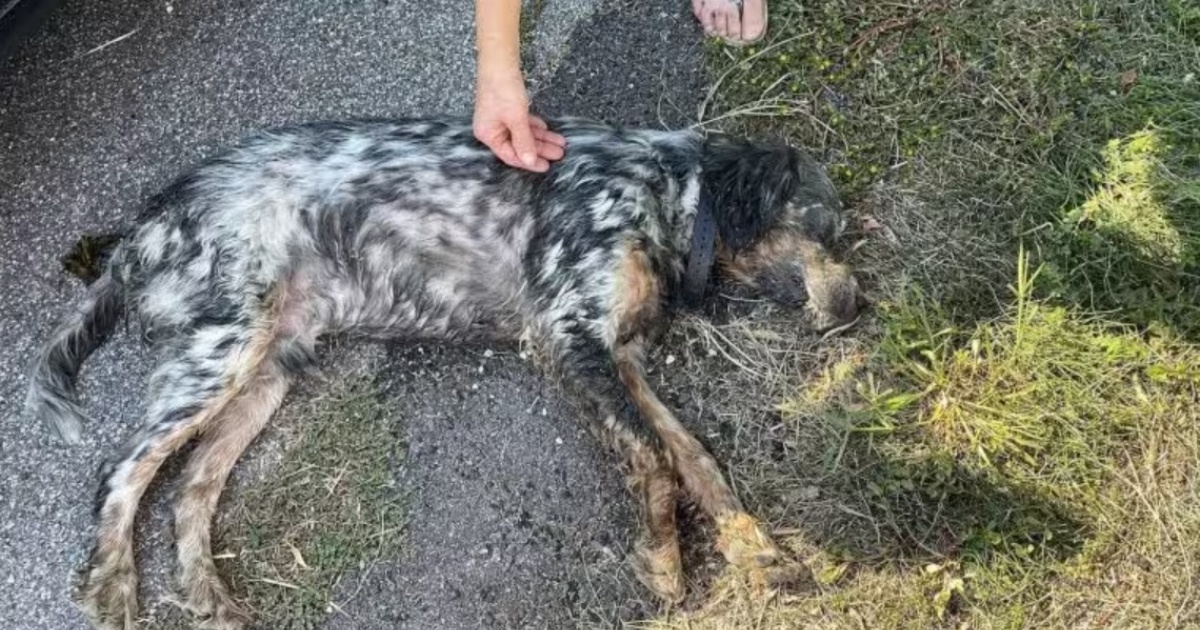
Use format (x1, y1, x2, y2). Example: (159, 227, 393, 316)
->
(476, 62, 526, 105)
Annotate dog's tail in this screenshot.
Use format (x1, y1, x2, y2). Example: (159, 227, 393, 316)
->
(26, 253, 127, 444)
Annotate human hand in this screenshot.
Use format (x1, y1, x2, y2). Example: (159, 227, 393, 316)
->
(473, 70, 566, 172)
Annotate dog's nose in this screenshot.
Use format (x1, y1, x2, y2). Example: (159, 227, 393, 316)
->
(819, 283, 866, 332)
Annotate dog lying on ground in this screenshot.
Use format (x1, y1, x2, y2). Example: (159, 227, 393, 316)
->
(27, 116, 862, 629)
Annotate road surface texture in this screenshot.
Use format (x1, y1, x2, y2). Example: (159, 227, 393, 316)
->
(0, 0, 706, 628)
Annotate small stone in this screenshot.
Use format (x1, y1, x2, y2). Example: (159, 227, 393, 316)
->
(664, 354, 676, 365)
(554, 437, 563, 445)
(484, 349, 495, 358)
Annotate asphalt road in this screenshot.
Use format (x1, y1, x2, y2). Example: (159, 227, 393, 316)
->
(0, 0, 705, 628)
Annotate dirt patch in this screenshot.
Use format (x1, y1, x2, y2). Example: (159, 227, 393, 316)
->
(318, 344, 656, 630)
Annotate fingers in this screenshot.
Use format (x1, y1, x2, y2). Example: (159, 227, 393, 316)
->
(490, 139, 529, 171)
(536, 138, 565, 162)
(473, 113, 566, 173)
(507, 114, 541, 170)
(530, 117, 567, 148)
(529, 116, 567, 161)
(493, 135, 554, 172)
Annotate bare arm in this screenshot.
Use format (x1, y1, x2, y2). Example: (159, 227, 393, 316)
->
(475, 0, 522, 81)
(473, 0, 566, 172)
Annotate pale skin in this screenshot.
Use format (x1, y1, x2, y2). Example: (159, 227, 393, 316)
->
(473, 0, 767, 172)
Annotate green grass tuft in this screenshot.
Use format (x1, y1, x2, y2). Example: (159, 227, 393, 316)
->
(1046, 126, 1200, 336)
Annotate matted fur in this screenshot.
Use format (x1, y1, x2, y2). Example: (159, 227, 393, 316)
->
(27, 116, 860, 629)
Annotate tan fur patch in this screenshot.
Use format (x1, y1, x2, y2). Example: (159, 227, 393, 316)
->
(174, 364, 290, 624)
(721, 234, 859, 328)
(720, 233, 827, 284)
(608, 241, 663, 347)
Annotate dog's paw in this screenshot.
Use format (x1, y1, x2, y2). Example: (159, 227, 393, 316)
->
(632, 539, 686, 604)
(181, 571, 251, 630)
(715, 512, 811, 594)
(76, 556, 140, 630)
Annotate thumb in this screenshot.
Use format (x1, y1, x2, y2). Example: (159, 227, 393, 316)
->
(507, 115, 539, 169)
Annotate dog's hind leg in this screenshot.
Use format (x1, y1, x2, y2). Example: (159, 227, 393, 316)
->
(172, 360, 290, 630)
(624, 440, 685, 603)
(79, 310, 283, 630)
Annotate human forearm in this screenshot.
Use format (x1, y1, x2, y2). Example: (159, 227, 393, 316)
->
(475, 0, 523, 83)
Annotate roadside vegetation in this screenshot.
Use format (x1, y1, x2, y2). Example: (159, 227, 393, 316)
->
(649, 1, 1200, 627)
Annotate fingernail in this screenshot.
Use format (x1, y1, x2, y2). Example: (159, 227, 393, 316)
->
(520, 152, 537, 167)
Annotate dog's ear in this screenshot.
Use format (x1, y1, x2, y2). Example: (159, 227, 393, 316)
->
(702, 137, 801, 251)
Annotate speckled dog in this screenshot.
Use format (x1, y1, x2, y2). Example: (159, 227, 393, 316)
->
(27, 117, 861, 630)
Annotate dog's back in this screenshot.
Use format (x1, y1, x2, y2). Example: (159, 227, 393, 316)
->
(28, 117, 705, 440)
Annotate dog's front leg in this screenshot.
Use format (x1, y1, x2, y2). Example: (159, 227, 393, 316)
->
(612, 341, 809, 594)
(597, 242, 808, 593)
(543, 330, 686, 604)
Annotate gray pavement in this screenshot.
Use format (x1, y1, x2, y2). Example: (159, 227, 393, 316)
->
(0, 0, 705, 628)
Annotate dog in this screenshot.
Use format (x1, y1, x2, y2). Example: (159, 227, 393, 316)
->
(26, 116, 862, 630)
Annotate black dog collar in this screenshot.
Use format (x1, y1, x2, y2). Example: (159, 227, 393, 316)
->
(680, 188, 717, 309)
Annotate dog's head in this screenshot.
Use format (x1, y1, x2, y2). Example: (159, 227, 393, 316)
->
(702, 136, 864, 330)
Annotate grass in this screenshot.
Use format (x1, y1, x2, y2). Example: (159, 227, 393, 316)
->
(646, 0, 1200, 628)
(147, 373, 406, 630)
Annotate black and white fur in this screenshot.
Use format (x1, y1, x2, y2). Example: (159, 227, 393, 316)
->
(27, 116, 860, 630)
